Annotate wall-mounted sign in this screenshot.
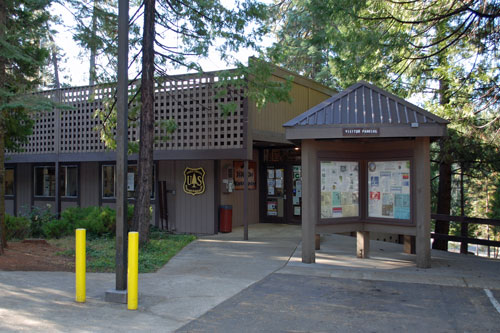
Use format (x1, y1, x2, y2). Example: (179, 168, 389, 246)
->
(342, 128, 380, 136)
(183, 167, 206, 195)
(233, 161, 257, 190)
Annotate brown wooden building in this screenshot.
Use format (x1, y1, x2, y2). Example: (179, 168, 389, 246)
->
(4, 66, 335, 234)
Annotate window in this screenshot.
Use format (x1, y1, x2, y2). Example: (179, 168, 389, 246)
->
(35, 165, 79, 198)
(320, 161, 359, 219)
(102, 164, 155, 199)
(60, 166, 78, 197)
(34, 166, 56, 197)
(5, 168, 14, 196)
(102, 165, 115, 198)
(367, 160, 410, 220)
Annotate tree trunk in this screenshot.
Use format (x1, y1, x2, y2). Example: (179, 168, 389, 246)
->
(432, 147, 452, 250)
(132, 0, 156, 245)
(432, 71, 452, 251)
(0, 0, 6, 254)
(89, 0, 98, 86)
(0, 130, 6, 253)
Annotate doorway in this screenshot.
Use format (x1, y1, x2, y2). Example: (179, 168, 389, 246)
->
(262, 164, 302, 224)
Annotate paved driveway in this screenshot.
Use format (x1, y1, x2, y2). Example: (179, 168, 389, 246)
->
(178, 273, 500, 333)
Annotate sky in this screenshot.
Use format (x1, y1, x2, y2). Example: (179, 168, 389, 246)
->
(50, 1, 274, 87)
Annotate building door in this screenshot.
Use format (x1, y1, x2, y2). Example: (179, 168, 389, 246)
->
(287, 165, 302, 224)
(262, 164, 302, 224)
(264, 165, 286, 222)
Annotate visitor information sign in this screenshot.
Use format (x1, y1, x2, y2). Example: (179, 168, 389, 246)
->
(320, 161, 359, 218)
(368, 160, 410, 220)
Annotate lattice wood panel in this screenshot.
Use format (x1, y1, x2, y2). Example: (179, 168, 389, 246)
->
(153, 73, 245, 151)
(9, 71, 246, 155)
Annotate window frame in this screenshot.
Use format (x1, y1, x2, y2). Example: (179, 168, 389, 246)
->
(5, 167, 15, 197)
(101, 163, 156, 200)
(60, 165, 79, 198)
(34, 165, 56, 198)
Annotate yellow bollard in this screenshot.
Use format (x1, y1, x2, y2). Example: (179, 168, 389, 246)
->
(75, 228, 86, 303)
(127, 231, 139, 310)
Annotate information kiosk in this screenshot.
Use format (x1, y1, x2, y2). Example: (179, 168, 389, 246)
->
(284, 81, 448, 268)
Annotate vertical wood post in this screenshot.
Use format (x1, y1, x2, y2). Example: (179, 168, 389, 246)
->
(356, 231, 370, 258)
(301, 140, 316, 263)
(403, 235, 416, 254)
(243, 160, 248, 240)
(55, 161, 60, 216)
(415, 137, 431, 268)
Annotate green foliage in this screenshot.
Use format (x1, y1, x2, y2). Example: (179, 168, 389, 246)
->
(58, 205, 134, 238)
(42, 218, 72, 239)
(489, 179, 500, 237)
(5, 215, 31, 240)
(52, 230, 196, 273)
(20, 205, 57, 238)
(6, 205, 136, 240)
(215, 59, 293, 114)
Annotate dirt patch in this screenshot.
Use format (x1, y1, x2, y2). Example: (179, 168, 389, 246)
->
(0, 241, 74, 272)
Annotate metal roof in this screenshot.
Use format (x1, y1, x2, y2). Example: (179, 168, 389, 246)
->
(284, 81, 448, 140)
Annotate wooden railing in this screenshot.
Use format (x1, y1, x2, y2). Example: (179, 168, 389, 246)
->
(431, 214, 500, 252)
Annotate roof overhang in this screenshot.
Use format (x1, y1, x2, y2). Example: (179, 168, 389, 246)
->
(286, 123, 447, 140)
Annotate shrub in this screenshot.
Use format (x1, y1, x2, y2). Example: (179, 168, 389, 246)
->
(42, 219, 72, 239)
(20, 205, 57, 238)
(58, 205, 134, 238)
(5, 215, 31, 240)
(76, 206, 115, 237)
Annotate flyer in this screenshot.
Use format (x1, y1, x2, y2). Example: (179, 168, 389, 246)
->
(320, 161, 359, 218)
(368, 160, 410, 220)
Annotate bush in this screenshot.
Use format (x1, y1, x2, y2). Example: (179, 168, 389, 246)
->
(20, 205, 57, 238)
(76, 206, 115, 236)
(5, 215, 31, 240)
(58, 205, 135, 238)
(11, 205, 136, 240)
(42, 219, 72, 239)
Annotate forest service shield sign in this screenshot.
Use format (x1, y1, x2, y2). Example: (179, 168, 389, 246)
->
(183, 167, 206, 195)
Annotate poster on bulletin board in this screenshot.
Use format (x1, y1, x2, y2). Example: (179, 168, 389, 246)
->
(320, 161, 359, 219)
(368, 160, 410, 220)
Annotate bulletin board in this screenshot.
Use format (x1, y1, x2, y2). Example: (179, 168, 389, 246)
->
(368, 160, 411, 220)
(320, 161, 359, 219)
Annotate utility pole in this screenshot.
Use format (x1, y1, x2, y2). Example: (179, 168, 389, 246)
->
(105, 0, 129, 303)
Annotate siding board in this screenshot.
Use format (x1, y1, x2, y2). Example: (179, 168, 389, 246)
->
(16, 163, 31, 215)
(80, 162, 99, 207)
(174, 160, 215, 234)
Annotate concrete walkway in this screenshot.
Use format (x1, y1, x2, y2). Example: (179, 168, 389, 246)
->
(0, 224, 301, 332)
(282, 233, 500, 290)
(1, 224, 499, 332)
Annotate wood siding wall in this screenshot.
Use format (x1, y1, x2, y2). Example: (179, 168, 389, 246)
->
(158, 160, 215, 234)
(251, 74, 332, 136)
(80, 162, 99, 207)
(219, 150, 260, 227)
(158, 160, 177, 229)
(16, 163, 31, 215)
(5, 200, 14, 216)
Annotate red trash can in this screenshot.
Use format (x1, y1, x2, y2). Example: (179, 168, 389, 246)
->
(219, 205, 232, 233)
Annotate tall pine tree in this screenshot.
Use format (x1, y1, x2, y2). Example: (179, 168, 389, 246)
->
(0, 0, 53, 252)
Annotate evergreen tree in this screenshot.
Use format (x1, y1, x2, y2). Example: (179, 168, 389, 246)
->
(130, 0, 281, 244)
(0, 0, 54, 252)
(267, 0, 500, 251)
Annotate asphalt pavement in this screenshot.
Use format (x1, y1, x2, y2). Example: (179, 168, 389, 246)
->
(1, 224, 499, 332)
